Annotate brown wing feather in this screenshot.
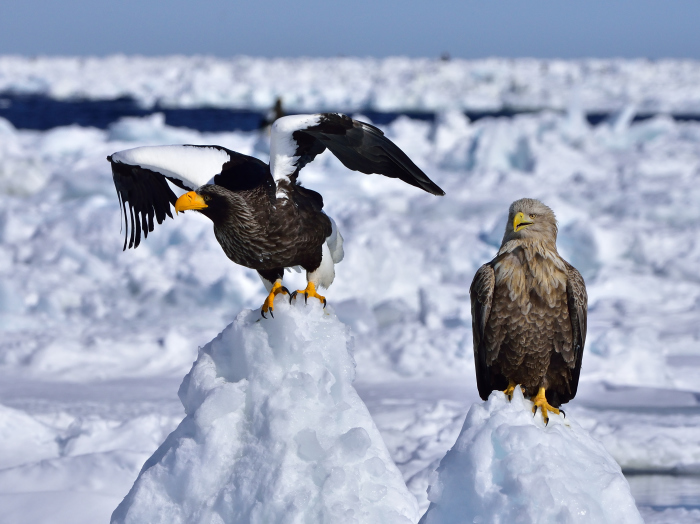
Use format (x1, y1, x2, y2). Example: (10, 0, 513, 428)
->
(470, 263, 503, 400)
(563, 262, 587, 401)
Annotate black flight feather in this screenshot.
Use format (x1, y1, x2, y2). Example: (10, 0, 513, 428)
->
(109, 147, 275, 250)
(292, 113, 445, 196)
(109, 158, 178, 250)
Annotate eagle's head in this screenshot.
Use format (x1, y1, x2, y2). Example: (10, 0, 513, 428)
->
(173, 185, 236, 225)
(501, 198, 558, 245)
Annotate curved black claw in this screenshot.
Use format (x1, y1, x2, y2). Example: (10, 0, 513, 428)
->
(545, 418, 549, 427)
(304, 293, 308, 305)
(289, 291, 298, 304)
(280, 286, 290, 296)
(261, 310, 268, 319)
(269, 309, 274, 319)
(561, 409, 566, 418)
(532, 406, 538, 417)
(322, 297, 327, 309)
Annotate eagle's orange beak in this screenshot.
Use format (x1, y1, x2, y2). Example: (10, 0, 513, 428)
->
(175, 191, 208, 214)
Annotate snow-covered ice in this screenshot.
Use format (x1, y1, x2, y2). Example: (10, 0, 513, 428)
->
(2, 108, 699, 391)
(419, 389, 642, 524)
(0, 57, 700, 523)
(113, 302, 417, 524)
(2, 56, 700, 114)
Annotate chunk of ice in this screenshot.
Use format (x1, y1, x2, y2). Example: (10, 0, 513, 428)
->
(420, 389, 643, 524)
(111, 300, 418, 524)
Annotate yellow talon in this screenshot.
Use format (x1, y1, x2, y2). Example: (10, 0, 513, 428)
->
(503, 381, 517, 401)
(531, 387, 560, 425)
(261, 280, 289, 318)
(290, 282, 327, 308)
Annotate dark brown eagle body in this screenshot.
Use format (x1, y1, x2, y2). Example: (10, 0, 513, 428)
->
(108, 113, 444, 316)
(470, 199, 587, 408)
(205, 181, 332, 284)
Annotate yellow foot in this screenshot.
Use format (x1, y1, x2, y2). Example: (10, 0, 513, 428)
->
(261, 280, 290, 319)
(503, 381, 523, 401)
(531, 387, 560, 425)
(290, 282, 327, 308)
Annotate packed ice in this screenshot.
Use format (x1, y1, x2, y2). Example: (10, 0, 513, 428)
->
(1, 56, 700, 114)
(113, 303, 418, 524)
(0, 57, 699, 523)
(419, 389, 643, 524)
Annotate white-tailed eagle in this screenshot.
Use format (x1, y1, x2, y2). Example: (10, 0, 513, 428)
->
(470, 199, 587, 423)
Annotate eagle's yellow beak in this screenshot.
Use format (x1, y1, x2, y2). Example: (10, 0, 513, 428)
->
(175, 191, 208, 214)
(513, 212, 534, 232)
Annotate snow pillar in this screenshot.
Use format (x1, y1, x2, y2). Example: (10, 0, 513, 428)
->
(112, 300, 418, 524)
(420, 389, 643, 524)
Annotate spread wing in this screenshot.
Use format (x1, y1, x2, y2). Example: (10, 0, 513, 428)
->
(269, 113, 445, 196)
(470, 262, 502, 400)
(564, 263, 588, 400)
(108, 144, 270, 249)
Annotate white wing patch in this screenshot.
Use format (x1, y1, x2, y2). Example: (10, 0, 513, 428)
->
(269, 114, 322, 195)
(111, 145, 230, 190)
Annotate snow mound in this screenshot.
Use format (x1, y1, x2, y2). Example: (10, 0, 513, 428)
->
(419, 389, 643, 524)
(111, 300, 419, 524)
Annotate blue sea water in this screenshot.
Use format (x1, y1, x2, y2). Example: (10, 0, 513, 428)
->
(2, 94, 700, 132)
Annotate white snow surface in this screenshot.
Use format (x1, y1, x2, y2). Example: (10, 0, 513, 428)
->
(2, 56, 700, 114)
(1, 58, 700, 523)
(420, 389, 643, 524)
(112, 301, 418, 524)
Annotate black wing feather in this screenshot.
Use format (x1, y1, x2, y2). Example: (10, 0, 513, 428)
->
(214, 150, 275, 197)
(109, 147, 274, 250)
(109, 157, 177, 250)
(289, 130, 327, 181)
(293, 113, 445, 195)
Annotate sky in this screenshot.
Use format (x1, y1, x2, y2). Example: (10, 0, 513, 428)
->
(0, 0, 698, 59)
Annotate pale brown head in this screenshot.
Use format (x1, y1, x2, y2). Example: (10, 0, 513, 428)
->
(501, 198, 558, 246)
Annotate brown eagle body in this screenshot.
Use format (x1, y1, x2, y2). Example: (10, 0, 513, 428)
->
(470, 199, 587, 416)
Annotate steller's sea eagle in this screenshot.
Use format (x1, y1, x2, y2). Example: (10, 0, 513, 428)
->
(470, 199, 587, 423)
(108, 113, 444, 317)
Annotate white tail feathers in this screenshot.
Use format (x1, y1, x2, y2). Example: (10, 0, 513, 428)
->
(326, 216, 344, 264)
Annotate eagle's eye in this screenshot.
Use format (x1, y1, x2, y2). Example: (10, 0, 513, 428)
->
(529, 213, 537, 219)
(203, 195, 211, 202)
